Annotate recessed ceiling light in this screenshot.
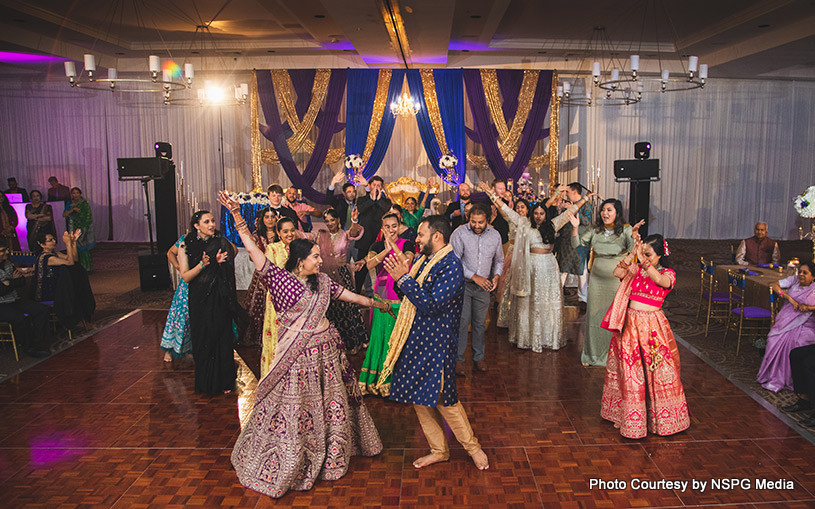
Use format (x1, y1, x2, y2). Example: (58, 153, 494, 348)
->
(314, 14, 325, 19)
(538, 51, 547, 54)
(757, 24, 770, 28)
(267, 50, 276, 53)
(470, 15, 481, 19)
(191, 50, 200, 54)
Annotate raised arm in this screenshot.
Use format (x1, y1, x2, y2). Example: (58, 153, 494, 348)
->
(479, 182, 524, 227)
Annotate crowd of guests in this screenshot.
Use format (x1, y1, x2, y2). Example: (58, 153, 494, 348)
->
(153, 171, 703, 498)
(0, 175, 96, 360)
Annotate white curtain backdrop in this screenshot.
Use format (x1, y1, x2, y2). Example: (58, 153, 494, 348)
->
(1, 77, 813, 241)
(557, 79, 815, 240)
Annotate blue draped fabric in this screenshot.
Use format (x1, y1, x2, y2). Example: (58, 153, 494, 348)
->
(220, 203, 267, 247)
(345, 69, 406, 180)
(257, 69, 347, 203)
(405, 69, 466, 185)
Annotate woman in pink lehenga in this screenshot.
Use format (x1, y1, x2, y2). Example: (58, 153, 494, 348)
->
(756, 261, 815, 392)
(600, 233, 690, 439)
(220, 192, 385, 498)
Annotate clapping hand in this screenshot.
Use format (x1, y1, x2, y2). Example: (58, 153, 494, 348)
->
(215, 249, 228, 264)
(566, 211, 579, 228)
(71, 229, 82, 242)
(382, 236, 410, 280)
(631, 219, 646, 242)
(477, 181, 492, 194)
(62, 231, 72, 245)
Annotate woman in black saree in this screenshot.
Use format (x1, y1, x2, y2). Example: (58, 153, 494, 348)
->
(178, 210, 247, 394)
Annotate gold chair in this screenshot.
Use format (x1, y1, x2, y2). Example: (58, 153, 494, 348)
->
(723, 270, 774, 355)
(0, 322, 20, 361)
(697, 257, 731, 336)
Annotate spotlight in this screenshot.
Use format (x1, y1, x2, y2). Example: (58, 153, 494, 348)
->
(634, 141, 651, 160)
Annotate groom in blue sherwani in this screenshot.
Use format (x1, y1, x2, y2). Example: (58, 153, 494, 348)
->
(383, 215, 489, 470)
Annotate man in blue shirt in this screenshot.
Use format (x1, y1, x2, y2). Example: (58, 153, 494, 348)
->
(450, 203, 504, 374)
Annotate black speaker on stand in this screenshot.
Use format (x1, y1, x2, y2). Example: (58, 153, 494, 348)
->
(117, 144, 175, 291)
(153, 142, 178, 255)
(614, 142, 660, 239)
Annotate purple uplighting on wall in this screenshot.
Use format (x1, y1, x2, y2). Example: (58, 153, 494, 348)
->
(0, 51, 67, 65)
(321, 41, 355, 51)
(448, 41, 493, 52)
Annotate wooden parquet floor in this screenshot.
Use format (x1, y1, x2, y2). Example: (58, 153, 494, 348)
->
(1, 308, 815, 508)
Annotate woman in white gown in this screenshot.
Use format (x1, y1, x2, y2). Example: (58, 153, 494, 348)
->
(482, 184, 590, 351)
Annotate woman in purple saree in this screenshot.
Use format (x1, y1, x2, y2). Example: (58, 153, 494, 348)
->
(756, 261, 815, 392)
(220, 192, 384, 499)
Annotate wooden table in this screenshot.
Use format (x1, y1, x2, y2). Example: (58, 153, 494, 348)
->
(713, 264, 792, 308)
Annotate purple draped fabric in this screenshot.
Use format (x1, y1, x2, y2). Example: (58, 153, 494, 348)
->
(463, 70, 553, 182)
(257, 69, 347, 204)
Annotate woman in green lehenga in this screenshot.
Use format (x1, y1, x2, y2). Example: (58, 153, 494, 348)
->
(63, 187, 95, 271)
(358, 213, 414, 395)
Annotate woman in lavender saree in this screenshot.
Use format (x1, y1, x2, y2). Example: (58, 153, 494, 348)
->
(220, 192, 384, 498)
(756, 261, 815, 392)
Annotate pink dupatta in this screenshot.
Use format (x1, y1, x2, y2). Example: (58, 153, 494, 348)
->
(601, 264, 636, 333)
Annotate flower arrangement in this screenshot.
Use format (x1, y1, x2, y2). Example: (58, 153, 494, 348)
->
(515, 170, 537, 203)
(439, 153, 459, 185)
(229, 191, 270, 206)
(793, 186, 815, 218)
(345, 153, 364, 180)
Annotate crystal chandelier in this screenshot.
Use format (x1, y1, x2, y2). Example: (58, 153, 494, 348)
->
(390, 88, 420, 117)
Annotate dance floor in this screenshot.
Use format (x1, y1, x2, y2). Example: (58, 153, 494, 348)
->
(1, 308, 815, 508)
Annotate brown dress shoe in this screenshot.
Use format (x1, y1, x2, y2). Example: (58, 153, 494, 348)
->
(474, 360, 488, 372)
(455, 365, 466, 376)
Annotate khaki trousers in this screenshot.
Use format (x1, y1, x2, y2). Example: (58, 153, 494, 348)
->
(413, 379, 481, 458)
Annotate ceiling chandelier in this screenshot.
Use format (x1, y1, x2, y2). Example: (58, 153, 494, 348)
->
(61, 2, 247, 107)
(390, 87, 421, 117)
(557, 2, 708, 107)
(64, 54, 191, 100)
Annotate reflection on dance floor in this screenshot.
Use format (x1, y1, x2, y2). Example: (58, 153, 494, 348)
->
(0, 309, 814, 507)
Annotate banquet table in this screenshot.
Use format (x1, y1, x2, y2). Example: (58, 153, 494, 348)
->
(713, 264, 791, 309)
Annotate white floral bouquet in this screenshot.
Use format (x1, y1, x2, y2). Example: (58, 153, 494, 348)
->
(345, 153, 364, 180)
(230, 191, 270, 206)
(793, 186, 815, 218)
(438, 153, 459, 185)
(439, 153, 458, 169)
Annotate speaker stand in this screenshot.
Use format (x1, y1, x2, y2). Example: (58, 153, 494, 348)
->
(629, 180, 650, 238)
(141, 178, 156, 255)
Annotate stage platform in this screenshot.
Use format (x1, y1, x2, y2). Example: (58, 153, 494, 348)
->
(1, 307, 815, 507)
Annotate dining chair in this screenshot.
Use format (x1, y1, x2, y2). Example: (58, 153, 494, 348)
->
(0, 322, 20, 361)
(696, 257, 730, 337)
(723, 270, 773, 356)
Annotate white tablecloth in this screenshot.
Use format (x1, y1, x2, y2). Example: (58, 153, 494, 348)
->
(234, 247, 255, 290)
